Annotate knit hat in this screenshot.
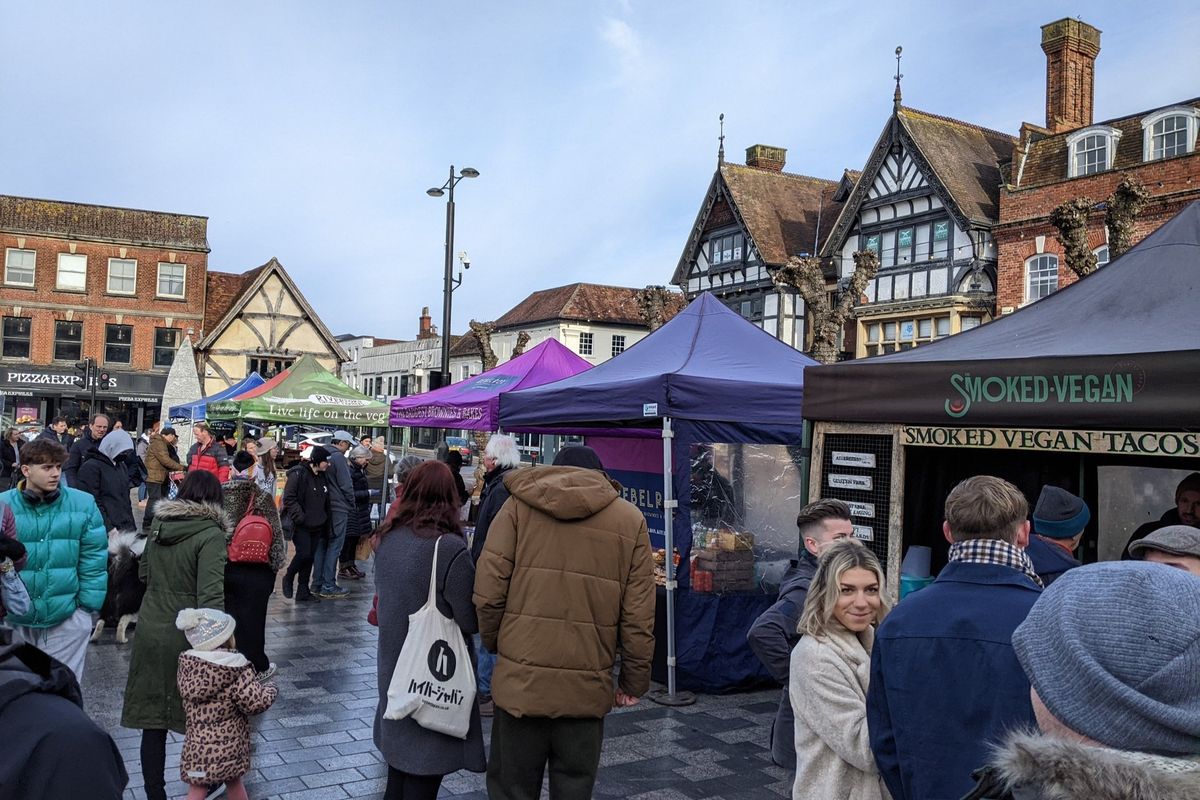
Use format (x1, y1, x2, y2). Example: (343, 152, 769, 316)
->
(175, 608, 236, 651)
(1012, 561, 1200, 755)
(305, 445, 330, 465)
(552, 445, 605, 471)
(1032, 485, 1090, 539)
(1128, 525, 1200, 560)
(231, 451, 256, 474)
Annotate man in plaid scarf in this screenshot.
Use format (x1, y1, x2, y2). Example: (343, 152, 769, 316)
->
(866, 476, 1042, 800)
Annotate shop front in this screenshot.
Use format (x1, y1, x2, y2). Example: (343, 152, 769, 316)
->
(0, 364, 168, 433)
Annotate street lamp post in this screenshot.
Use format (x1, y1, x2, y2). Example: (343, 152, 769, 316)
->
(427, 165, 480, 389)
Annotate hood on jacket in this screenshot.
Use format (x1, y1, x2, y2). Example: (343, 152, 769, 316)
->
(504, 465, 620, 522)
(778, 550, 819, 595)
(150, 499, 230, 544)
(99, 433, 133, 462)
(177, 650, 249, 703)
(981, 731, 1200, 800)
(0, 642, 82, 715)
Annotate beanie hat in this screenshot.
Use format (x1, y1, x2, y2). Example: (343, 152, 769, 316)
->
(552, 445, 605, 471)
(1128, 525, 1200, 560)
(175, 608, 236, 651)
(1032, 485, 1090, 539)
(231, 451, 256, 474)
(1012, 561, 1200, 755)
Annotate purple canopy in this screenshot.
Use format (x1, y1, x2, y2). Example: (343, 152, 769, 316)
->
(388, 338, 592, 430)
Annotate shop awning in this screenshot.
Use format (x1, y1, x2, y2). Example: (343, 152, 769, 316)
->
(207, 354, 388, 426)
(167, 372, 265, 423)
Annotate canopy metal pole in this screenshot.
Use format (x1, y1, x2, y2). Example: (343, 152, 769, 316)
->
(382, 425, 394, 519)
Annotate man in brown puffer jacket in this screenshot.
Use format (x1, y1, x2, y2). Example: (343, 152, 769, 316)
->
(474, 445, 655, 800)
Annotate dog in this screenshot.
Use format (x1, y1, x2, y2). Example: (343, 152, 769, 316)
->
(90, 529, 147, 644)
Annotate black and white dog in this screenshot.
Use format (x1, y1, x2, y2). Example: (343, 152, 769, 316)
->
(90, 530, 147, 644)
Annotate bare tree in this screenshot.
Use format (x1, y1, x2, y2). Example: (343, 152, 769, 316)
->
(1050, 197, 1098, 278)
(636, 285, 673, 332)
(468, 320, 498, 372)
(1105, 173, 1150, 258)
(772, 252, 879, 364)
(510, 331, 531, 358)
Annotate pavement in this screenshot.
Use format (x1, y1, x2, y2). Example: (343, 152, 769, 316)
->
(83, 540, 792, 799)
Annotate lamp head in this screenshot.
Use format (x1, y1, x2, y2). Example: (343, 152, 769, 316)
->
(459, 167, 480, 178)
(426, 187, 445, 197)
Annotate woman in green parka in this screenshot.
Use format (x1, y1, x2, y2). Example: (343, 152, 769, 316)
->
(121, 470, 228, 800)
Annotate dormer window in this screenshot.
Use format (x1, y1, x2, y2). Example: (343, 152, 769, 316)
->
(1066, 126, 1121, 177)
(708, 232, 744, 266)
(1142, 107, 1199, 161)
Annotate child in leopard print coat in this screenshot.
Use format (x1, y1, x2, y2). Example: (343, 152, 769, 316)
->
(176, 608, 277, 800)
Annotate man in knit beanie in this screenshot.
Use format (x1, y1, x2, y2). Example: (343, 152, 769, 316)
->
(964, 561, 1200, 799)
(1026, 485, 1088, 586)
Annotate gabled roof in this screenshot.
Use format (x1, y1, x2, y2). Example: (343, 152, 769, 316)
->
(822, 106, 1016, 256)
(672, 163, 844, 284)
(494, 283, 686, 329)
(198, 257, 347, 361)
(1011, 98, 1200, 190)
(449, 333, 482, 358)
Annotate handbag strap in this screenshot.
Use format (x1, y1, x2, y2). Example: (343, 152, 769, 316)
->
(425, 536, 443, 608)
(245, 490, 256, 516)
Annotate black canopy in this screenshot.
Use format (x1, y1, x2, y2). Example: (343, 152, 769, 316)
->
(804, 201, 1200, 429)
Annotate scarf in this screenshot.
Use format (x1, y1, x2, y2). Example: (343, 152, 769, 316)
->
(948, 538, 1044, 587)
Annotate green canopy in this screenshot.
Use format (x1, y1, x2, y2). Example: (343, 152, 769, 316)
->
(207, 354, 388, 427)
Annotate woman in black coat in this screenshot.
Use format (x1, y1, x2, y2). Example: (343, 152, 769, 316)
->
(0, 428, 22, 489)
(339, 446, 373, 580)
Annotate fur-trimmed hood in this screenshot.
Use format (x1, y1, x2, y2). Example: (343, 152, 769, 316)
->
(149, 499, 230, 545)
(969, 731, 1200, 800)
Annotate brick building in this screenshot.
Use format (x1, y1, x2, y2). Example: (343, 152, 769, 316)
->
(994, 18, 1200, 313)
(0, 195, 209, 429)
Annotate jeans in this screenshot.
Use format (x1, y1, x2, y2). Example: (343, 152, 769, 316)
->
(487, 708, 604, 800)
(138, 481, 148, 502)
(143, 481, 165, 533)
(475, 634, 495, 695)
(312, 509, 348, 592)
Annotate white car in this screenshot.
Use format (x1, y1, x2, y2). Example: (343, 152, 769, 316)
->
(283, 430, 334, 463)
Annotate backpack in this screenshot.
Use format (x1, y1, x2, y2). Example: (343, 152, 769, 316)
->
(228, 491, 272, 564)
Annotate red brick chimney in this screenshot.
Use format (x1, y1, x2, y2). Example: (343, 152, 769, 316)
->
(1041, 18, 1101, 134)
(418, 306, 434, 339)
(745, 144, 786, 172)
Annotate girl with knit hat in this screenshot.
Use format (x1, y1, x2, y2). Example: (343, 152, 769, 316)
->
(175, 607, 277, 800)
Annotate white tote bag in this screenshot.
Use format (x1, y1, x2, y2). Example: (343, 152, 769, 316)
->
(383, 536, 476, 739)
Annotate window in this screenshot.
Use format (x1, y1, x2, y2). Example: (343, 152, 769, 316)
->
(105, 324, 133, 364)
(54, 320, 83, 361)
(4, 248, 35, 287)
(1142, 108, 1199, 161)
(863, 314, 951, 356)
(862, 218, 951, 267)
(460, 365, 470, 381)
(708, 233, 744, 266)
(2, 317, 31, 358)
(56, 253, 87, 291)
(157, 262, 186, 298)
(961, 315, 982, 332)
(864, 234, 881, 255)
(153, 328, 180, 368)
(1025, 254, 1060, 302)
(1067, 126, 1120, 177)
(107, 258, 137, 294)
(611, 334, 626, 357)
(1094, 246, 1110, 268)
(578, 332, 593, 356)
(248, 356, 293, 378)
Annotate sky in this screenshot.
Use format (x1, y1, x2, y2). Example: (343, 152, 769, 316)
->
(2, 1, 1197, 340)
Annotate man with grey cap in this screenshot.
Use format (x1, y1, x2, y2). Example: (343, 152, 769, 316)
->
(1123, 471, 1200, 559)
(1025, 485, 1087, 586)
(963, 561, 1200, 799)
(311, 430, 356, 598)
(1128, 525, 1200, 576)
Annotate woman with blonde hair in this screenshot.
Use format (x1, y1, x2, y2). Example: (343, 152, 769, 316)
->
(790, 538, 892, 800)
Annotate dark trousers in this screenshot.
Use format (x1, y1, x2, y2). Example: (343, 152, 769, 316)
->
(143, 481, 165, 533)
(383, 768, 441, 800)
(339, 532, 360, 566)
(487, 708, 604, 800)
(225, 563, 275, 672)
(140, 728, 168, 800)
(283, 526, 318, 598)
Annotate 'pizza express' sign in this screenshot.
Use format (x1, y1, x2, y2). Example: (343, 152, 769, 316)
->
(904, 425, 1200, 458)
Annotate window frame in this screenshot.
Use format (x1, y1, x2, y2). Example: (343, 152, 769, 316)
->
(4, 248, 36, 288)
(611, 334, 626, 358)
(1141, 107, 1200, 162)
(106, 257, 138, 295)
(1093, 245, 1110, 268)
(153, 327, 180, 369)
(104, 323, 133, 365)
(156, 261, 187, 299)
(578, 331, 593, 356)
(2, 316, 32, 359)
(1066, 126, 1121, 178)
(53, 319, 84, 362)
(862, 313, 951, 356)
(1024, 254, 1060, 303)
(56, 252, 88, 292)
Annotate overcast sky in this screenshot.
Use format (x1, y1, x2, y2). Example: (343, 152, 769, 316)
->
(2, 2, 1196, 339)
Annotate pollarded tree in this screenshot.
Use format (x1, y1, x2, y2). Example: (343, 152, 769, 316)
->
(1050, 197, 1098, 278)
(771, 252, 880, 364)
(636, 285, 673, 332)
(1105, 173, 1150, 258)
(510, 331, 531, 358)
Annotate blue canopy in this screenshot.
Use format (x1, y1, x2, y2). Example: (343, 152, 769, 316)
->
(168, 372, 266, 423)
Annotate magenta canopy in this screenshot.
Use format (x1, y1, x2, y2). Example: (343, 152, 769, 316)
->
(388, 338, 593, 430)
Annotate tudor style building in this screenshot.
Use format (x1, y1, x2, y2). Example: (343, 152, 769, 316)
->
(994, 18, 1200, 312)
(672, 146, 849, 350)
(820, 97, 1015, 358)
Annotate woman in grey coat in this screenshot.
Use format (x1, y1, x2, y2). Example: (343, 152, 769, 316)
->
(374, 460, 485, 799)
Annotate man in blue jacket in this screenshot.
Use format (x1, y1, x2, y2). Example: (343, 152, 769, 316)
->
(867, 475, 1041, 800)
(746, 498, 853, 767)
(1025, 485, 1087, 586)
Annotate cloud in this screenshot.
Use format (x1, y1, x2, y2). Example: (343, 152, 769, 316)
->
(599, 17, 645, 85)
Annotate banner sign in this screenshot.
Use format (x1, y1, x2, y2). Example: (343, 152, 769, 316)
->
(607, 468, 666, 541)
(903, 425, 1200, 459)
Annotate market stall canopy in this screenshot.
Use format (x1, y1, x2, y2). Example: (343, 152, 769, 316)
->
(207, 354, 388, 426)
(804, 200, 1200, 428)
(167, 372, 265, 423)
(499, 292, 819, 439)
(388, 338, 592, 430)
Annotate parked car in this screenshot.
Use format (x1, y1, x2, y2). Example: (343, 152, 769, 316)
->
(444, 436, 474, 465)
(282, 429, 334, 465)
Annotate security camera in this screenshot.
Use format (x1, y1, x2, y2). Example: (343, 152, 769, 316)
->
(458, 251, 471, 269)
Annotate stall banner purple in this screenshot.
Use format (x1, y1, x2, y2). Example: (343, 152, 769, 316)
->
(589, 436, 666, 542)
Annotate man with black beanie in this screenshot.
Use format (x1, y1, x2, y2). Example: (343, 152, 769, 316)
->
(280, 445, 331, 603)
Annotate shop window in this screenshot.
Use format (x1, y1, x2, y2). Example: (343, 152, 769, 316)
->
(1142, 108, 1198, 161)
(1025, 254, 1059, 302)
(107, 258, 137, 295)
(611, 334, 626, 357)
(2, 316, 31, 359)
(248, 356, 293, 378)
(153, 328, 179, 368)
(578, 332, 593, 356)
(105, 324, 133, 364)
(157, 262, 186, 299)
(56, 253, 87, 292)
(54, 320, 83, 361)
(864, 314, 951, 356)
(4, 248, 35, 287)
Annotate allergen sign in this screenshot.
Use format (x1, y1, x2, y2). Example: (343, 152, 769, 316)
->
(903, 426, 1200, 458)
(832, 451, 876, 468)
(829, 474, 873, 491)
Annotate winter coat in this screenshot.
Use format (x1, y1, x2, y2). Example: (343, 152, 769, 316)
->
(867, 562, 1041, 800)
(469, 464, 515, 562)
(76, 435, 138, 533)
(474, 465, 656, 719)
(0, 642, 128, 800)
(222, 479, 287, 573)
(790, 626, 890, 800)
(0, 502, 23, 571)
(347, 462, 372, 538)
(962, 731, 1200, 800)
(1123, 507, 1186, 560)
(0, 440, 20, 486)
(144, 433, 185, 485)
(0, 486, 107, 628)
(177, 649, 277, 785)
(120, 499, 227, 732)
(282, 464, 330, 532)
(365, 448, 387, 482)
(325, 449, 354, 513)
(1025, 536, 1081, 587)
(36, 427, 74, 449)
(373, 528, 485, 775)
(186, 439, 230, 483)
(747, 550, 820, 766)
(63, 428, 100, 486)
